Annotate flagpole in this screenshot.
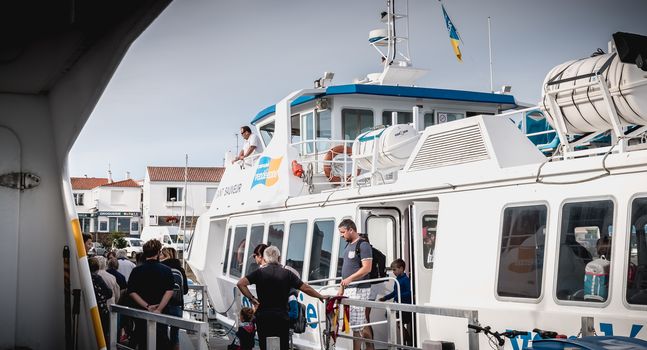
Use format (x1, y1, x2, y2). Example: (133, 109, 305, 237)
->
(488, 16, 494, 93)
(182, 154, 188, 269)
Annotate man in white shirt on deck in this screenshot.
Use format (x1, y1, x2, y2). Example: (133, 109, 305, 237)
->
(235, 125, 264, 163)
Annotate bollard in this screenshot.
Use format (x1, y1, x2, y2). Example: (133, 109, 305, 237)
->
(267, 336, 281, 350)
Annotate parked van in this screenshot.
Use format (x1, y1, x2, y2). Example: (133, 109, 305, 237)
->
(140, 226, 184, 252)
(113, 237, 143, 259)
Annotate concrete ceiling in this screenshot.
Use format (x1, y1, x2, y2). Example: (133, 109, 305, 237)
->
(0, 0, 164, 94)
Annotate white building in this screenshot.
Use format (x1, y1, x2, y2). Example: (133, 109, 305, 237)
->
(143, 166, 224, 231)
(71, 177, 142, 235)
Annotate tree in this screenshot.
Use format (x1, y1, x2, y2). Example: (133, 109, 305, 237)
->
(109, 232, 127, 249)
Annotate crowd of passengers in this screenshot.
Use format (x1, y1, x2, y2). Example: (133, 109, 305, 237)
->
(81, 217, 414, 350)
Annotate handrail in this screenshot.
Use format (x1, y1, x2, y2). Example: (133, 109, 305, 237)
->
(314, 297, 480, 350)
(316, 276, 404, 350)
(109, 304, 208, 350)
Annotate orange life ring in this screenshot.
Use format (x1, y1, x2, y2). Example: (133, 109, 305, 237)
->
(323, 145, 355, 183)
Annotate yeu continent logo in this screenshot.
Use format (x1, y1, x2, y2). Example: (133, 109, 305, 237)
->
(251, 156, 283, 188)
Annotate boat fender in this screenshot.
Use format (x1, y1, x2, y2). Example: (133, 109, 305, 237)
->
(584, 256, 610, 301)
(291, 160, 304, 178)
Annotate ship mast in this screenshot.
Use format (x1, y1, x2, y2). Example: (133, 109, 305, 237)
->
(365, 0, 427, 85)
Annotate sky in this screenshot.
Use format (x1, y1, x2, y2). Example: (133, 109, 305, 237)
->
(69, 0, 647, 180)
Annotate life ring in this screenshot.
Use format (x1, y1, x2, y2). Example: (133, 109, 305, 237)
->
(323, 145, 355, 183)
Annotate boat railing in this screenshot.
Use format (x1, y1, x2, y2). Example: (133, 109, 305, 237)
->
(290, 138, 403, 191)
(313, 277, 479, 350)
(109, 304, 209, 350)
(230, 153, 262, 169)
(290, 139, 360, 189)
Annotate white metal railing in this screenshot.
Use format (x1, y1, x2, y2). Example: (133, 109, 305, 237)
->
(109, 304, 208, 350)
(316, 276, 405, 347)
(290, 139, 357, 188)
(309, 277, 480, 350)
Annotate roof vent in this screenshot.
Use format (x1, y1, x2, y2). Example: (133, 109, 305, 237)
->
(408, 124, 489, 171)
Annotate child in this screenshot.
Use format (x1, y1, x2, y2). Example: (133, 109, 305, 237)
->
(229, 307, 256, 350)
(379, 259, 412, 345)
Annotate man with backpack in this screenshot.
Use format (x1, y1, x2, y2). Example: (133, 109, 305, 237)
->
(337, 219, 373, 350)
(358, 233, 387, 350)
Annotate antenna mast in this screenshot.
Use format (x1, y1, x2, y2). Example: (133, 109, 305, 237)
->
(365, 0, 427, 85)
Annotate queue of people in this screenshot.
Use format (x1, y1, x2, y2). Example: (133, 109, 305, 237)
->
(82, 234, 188, 349)
(83, 216, 414, 350)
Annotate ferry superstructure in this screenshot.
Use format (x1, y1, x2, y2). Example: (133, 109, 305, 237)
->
(186, 3, 647, 349)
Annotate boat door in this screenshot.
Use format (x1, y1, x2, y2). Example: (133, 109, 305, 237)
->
(359, 208, 400, 347)
(409, 200, 439, 344)
(0, 127, 20, 347)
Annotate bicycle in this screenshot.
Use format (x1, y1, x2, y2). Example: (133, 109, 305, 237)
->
(467, 323, 530, 350)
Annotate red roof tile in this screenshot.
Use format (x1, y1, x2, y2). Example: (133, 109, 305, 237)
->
(147, 166, 224, 182)
(71, 177, 109, 190)
(101, 179, 141, 188)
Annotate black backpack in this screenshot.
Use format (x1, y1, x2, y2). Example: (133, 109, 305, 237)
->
(170, 268, 184, 305)
(355, 240, 388, 283)
(292, 301, 307, 333)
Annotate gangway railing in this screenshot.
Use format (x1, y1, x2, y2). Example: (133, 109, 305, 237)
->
(308, 276, 418, 350)
(109, 304, 209, 350)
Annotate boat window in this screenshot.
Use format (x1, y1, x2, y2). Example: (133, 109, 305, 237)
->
(259, 122, 275, 146)
(316, 110, 332, 152)
(308, 220, 335, 283)
(382, 110, 413, 127)
(496, 205, 547, 299)
(267, 223, 285, 252)
(245, 224, 265, 275)
(436, 111, 465, 124)
(286, 222, 308, 277)
(423, 113, 435, 128)
(291, 114, 300, 144)
(627, 197, 647, 306)
(466, 111, 494, 117)
(301, 112, 315, 154)
(229, 226, 248, 278)
(222, 226, 232, 273)
(556, 200, 614, 302)
(422, 214, 438, 269)
(342, 108, 373, 140)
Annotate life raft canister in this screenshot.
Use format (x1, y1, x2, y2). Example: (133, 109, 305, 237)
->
(584, 256, 610, 301)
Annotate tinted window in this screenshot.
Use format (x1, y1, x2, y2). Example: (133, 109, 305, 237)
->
(497, 205, 547, 298)
(436, 111, 464, 124)
(342, 109, 373, 140)
(229, 226, 247, 278)
(556, 200, 613, 302)
(382, 111, 413, 127)
(627, 198, 647, 306)
(259, 122, 275, 146)
(422, 215, 437, 269)
(423, 113, 435, 128)
(245, 225, 265, 274)
(286, 222, 308, 277)
(308, 220, 335, 282)
(223, 227, 232, 274)
(268, 223, 285, 253)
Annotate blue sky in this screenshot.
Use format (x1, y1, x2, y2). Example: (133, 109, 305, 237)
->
(69, 0, 647, 180)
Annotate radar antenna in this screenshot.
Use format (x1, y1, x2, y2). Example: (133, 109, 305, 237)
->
(364, 0, 427, 86)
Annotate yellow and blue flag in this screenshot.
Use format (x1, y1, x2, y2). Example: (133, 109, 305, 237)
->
(441, 4, 462, 62)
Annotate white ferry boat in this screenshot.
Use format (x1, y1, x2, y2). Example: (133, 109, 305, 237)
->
(186, 2, 647, 349)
